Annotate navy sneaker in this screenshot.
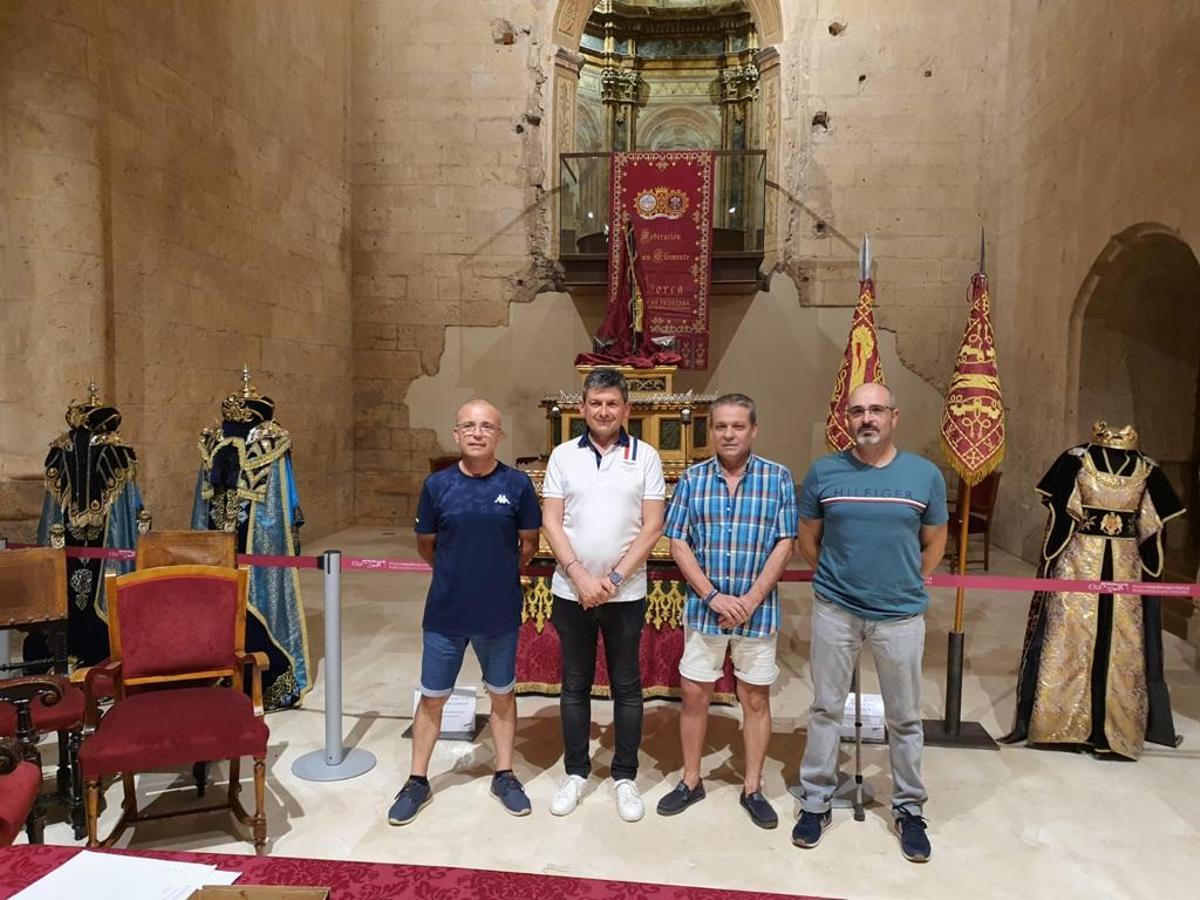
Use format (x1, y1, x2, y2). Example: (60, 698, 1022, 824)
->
(491, 772, 532, 817)
(739, 790, 778, 829)
(655, 779, 706, 816)
(791, 809, 832, 848)
(387, 778, 432, 825)
(894, 811, 931, 862)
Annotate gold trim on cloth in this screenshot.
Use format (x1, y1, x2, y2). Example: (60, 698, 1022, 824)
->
(1028, 454, 1163, 759)
(521, 576, 686, 631)
(521, 576, 555, 633)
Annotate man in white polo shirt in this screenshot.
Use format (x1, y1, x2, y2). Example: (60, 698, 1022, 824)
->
(541, 368, 665, 822)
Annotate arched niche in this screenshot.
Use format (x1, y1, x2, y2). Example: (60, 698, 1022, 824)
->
(553, 0, 783, 47)
(549, 0, 784, 258)
(1066, 223, 1200, 626)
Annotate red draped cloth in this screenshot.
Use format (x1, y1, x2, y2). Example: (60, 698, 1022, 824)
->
(0, 846, 831, 899)
(576, 151, 715, 370)
(516, 577, 737, 703)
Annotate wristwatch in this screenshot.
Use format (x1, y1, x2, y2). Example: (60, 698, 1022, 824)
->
(608, 570, 624, 587)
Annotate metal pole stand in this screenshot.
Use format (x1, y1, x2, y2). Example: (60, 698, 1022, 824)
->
(832, 657, 873, 818)
(922, 630, 999, 749)
(293, 550, 377, 782)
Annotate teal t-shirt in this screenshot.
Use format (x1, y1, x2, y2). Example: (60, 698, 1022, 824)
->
(798, 450, 948, 619)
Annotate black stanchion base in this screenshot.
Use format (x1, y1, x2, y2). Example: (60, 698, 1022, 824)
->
(922, 718, 999, 750)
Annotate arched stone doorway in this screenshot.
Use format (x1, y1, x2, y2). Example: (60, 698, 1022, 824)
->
(1068, 223, 1200, 638)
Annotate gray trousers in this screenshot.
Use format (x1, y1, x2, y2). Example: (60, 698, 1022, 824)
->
(799, 596, 927, 818)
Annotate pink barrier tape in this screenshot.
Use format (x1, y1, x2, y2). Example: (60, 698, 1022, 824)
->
(5, 543, 1198, 598)
(3, 542, 320, 569)
(237, 553, 322, 569)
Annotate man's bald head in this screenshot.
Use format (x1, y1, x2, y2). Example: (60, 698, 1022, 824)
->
(848, 382, 895, 409)
(455, 399, 502, 428)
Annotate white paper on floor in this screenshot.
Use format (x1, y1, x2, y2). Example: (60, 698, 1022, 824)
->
(12, 850, 240, 900)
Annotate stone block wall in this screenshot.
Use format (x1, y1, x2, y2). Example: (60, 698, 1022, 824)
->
(0, 0, 355, 541)
(350, 0, 1011, 524)
(990, 0, 1200, 561)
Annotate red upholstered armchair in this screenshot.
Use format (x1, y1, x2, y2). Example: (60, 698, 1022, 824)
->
(0, 737, 41, 846)
(80, 565, 270, 853)
(0, 547, 87, 839)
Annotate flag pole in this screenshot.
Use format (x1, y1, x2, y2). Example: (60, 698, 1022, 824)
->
(925, 225, 998, 749)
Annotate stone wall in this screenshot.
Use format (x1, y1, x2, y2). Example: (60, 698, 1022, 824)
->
(989, 0, 1200, 561)
(0, 0, 355, 541)
(352, 0, 1010, 523)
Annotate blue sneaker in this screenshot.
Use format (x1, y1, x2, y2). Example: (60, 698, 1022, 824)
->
(491, 772, 532, 816)
(894, 811, 931, 862)
(791, 809, 832, 848)
(387, 778, 431, 825)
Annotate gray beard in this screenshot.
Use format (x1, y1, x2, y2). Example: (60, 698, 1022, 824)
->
(854, 432, 881, 446)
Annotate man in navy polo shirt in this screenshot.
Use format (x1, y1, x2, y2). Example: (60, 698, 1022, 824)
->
(792, 382, 947, 863)
(387, 399, 541, 825)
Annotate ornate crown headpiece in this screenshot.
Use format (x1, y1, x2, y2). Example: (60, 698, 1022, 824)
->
(221, 365, 274, 424)
(1092, 421, 1139, 450)
(65, 378, 102, 428)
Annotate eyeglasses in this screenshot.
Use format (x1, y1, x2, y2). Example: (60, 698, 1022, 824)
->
(847, 405, 894, 419)
(454, 421, 499, 435)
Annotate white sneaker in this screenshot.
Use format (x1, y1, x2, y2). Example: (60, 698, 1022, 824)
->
(614, 779, 644, 822)
(550, 775, 587, 816)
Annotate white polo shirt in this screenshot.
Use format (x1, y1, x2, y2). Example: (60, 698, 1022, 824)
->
(543, 429, 666, 603)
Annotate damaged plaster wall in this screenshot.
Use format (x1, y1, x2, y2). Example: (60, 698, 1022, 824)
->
(406, 276, 946, 482)
(361, 0, 1009, 522)
(351, 0, 561, 522)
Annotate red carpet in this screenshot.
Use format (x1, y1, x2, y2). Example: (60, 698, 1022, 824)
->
(0, 845, 834, 898)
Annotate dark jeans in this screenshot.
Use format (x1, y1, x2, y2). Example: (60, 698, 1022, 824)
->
(550, 595, 646, 781)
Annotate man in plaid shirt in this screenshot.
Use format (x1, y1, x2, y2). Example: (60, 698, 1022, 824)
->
(656, 393, 797, 829)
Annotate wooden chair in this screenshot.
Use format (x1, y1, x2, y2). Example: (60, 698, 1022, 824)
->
(80, 565, 269, 853)
(428, 455, 459, 474)
(136, 531, 236, 569)
(948, 472, 1002, 570)
(0, 548, 86, 838)
(135, 530, 237, 798)
(0, 736, 42, 846)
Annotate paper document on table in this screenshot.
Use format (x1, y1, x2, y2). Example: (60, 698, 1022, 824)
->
(13, 850, 241, 900)
(838, 691, 886, 742)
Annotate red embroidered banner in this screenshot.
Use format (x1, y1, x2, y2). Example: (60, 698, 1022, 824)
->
(940, 272, 1005, 485)
(824, 279, 886, 451)
(583, 151, 715, 370)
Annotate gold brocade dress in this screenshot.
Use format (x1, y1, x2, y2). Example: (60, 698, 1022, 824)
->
(1004, 444, 1184, 760)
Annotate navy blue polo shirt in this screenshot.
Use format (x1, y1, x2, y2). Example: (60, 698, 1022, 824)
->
(415, 462, 541, 636)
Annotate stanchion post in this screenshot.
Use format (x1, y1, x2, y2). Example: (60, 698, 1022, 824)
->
(292, 549, 377, 782)
(323, 550, 345, 766)
(923, 482, 998, 750)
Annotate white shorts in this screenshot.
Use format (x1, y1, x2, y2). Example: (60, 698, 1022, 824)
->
(678, 627, 779, 686)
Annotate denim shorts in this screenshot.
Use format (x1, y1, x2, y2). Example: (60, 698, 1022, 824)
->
(419, 629, 520, 697)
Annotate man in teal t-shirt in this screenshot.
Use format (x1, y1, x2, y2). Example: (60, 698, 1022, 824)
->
(792, 383, 947, 864)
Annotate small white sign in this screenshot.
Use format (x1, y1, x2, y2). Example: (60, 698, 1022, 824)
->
(413, 685, 478, 735)
(839, 691, 886, 742)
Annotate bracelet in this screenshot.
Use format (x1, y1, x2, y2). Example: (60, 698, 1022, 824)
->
(564, 559, 581, 574)
(702, 588, 719, 604)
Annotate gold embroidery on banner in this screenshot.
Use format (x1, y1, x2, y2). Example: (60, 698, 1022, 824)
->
(645, 579, 685, 630)
(522, 576, 554, 634)
(521, 575, 687, 632)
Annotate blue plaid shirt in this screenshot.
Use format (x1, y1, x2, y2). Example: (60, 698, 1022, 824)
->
(664, 454, 798, 637)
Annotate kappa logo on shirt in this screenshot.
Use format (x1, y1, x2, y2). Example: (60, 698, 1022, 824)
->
(494, 493, 511, 505)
